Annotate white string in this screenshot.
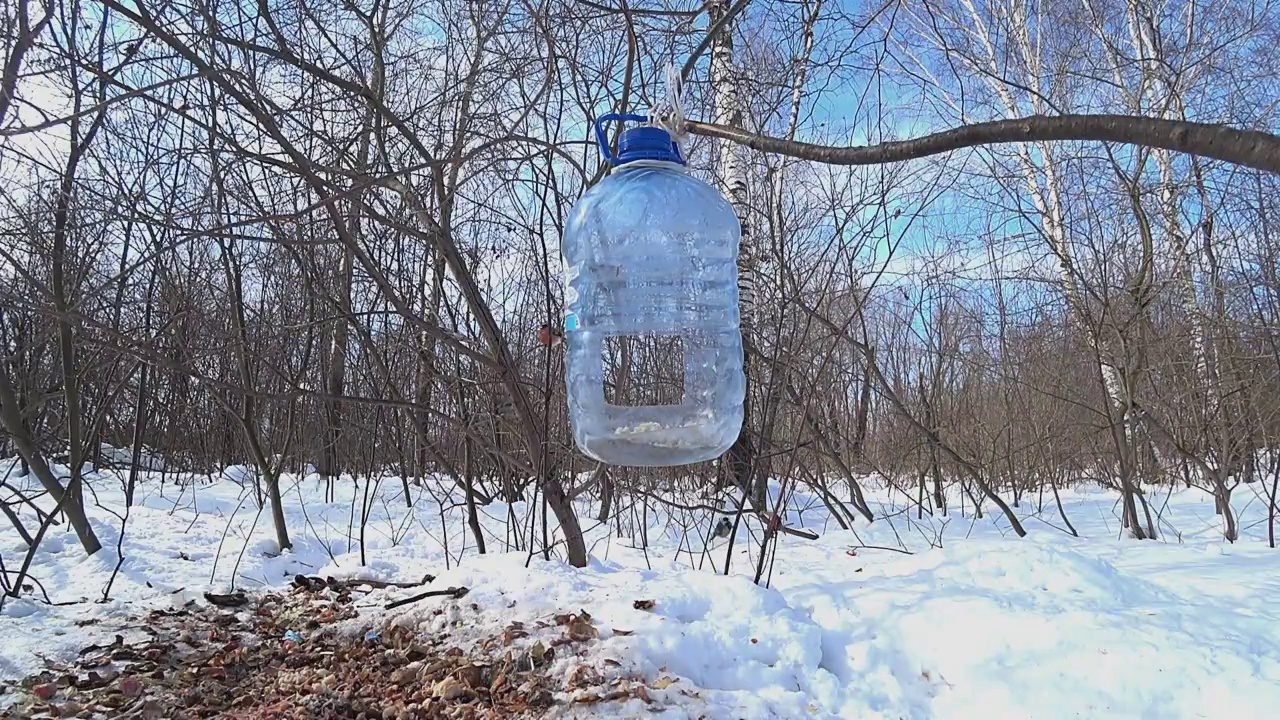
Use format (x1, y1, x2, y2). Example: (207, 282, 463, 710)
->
(647, 61, 688, 160)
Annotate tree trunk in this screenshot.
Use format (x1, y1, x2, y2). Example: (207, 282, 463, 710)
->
(596, 465, 614, 522)
(125, 271, 157, 507)
(710, 0, 762, 510)
(0, 363, 100, 553)
(1051, 475, 1079, 537)
(318, 53, 378, 490)
(124, 361, 150, 508)
(1214, 479, 1238, 542)
(462, 432, 486, 554)
(1267, 454, 1279, 549)
(265, 471, 291, 552)
(48, 72, 107, 556)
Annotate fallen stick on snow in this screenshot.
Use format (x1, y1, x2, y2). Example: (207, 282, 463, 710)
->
(384, 586, 470, 611)
(293, 574, 435, 592)
(776, 525, 819, 540)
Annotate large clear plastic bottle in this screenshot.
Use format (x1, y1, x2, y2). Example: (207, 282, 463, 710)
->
(561, 114, 745, 466)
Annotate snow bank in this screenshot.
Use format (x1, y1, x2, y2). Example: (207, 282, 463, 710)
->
(3, 463, 1280, 719)
(404, 552, 841, 718)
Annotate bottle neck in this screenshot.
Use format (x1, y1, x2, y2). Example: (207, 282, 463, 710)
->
(616, 159, 687, 172)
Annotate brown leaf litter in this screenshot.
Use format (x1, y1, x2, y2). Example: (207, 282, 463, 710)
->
(1, 580, 677, 719)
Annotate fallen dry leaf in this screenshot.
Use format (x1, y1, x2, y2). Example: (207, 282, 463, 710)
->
(455, 663, 486, 689)
(76, 669, 117, 690)
(529, 640, 548, 663)
(566, 664, 602, 689)
(118, 675, 143, 698)
(652, 676, 678, 690)
(432, 675, 469, 701)
(80, 654, 111, 669)
(567, 616, 599, 642)
(502, 624, 528, 645)
(490, 669, 509, 693)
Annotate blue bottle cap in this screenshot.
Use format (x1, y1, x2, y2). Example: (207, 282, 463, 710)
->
(615, 126, 684, 165)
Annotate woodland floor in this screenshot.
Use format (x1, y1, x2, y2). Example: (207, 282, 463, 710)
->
(2, 574, 665, 719)
(4, 457, 1280, 719)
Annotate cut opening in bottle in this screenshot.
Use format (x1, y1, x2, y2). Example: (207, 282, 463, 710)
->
(603, 334, 685, 407)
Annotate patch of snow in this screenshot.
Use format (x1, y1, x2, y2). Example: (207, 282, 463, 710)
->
(2, 461, 1280, 719)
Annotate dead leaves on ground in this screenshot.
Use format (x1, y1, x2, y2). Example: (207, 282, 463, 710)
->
(552, 610, 599, 643)
(4, 585, 685, 719)
(567, 671, 685, 708)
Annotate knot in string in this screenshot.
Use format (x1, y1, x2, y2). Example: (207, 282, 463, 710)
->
(647, 62, 688, 160)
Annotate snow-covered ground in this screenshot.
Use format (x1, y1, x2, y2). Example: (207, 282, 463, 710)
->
(3, 456, 1280, 718)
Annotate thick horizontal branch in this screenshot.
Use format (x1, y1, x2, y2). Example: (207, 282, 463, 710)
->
(576, 0, 704, 17)
(686, 114, 1280, 175)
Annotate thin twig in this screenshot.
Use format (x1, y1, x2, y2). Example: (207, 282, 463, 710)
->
(384, 585, 469, 610)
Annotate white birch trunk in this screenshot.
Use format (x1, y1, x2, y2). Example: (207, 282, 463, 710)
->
(939, 0, 1152, 534)
(710, 0, 754, 334)
(955, 0, 1130, 414)
(709, 0, 760, 502)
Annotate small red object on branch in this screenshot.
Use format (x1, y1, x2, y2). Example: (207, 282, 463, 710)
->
(765, 512, 782, 533)
(538, 323, 563, 348)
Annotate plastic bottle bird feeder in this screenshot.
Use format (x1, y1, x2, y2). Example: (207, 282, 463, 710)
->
(561, 113, 746, 467)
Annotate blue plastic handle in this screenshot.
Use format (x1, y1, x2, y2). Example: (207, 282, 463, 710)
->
(594, 112, 649, 165)
(593, 112, 684, 165)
